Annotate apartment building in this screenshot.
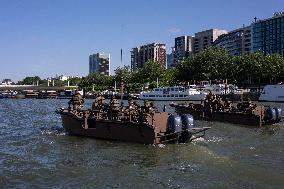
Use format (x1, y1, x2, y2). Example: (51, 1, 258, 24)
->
(213, 26, 252, 55)
(174, 36, 194, 63)
(131, 43, 166, 70)
(193, 29, 228, 53)
(252, 12, 284, 55)
(89, 53, 110, 76)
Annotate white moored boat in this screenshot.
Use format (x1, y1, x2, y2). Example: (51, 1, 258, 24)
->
(197, 81, 248, 95)
(259, 84, 284, 102)
(139, 86, 207, 101)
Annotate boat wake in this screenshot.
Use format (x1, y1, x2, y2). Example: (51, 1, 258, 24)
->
(189, 136, 223, 146)
(40, 125, 66, 136)
(205, 136, 223, 143)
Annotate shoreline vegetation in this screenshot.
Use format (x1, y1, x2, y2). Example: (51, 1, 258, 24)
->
(17, 48, 284, 93)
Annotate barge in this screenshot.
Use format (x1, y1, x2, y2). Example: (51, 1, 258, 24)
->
(56, 95, 210, 144)
(170, 93, 282, 127)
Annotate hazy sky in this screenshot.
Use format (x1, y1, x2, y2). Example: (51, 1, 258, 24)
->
(0, 0, 283, 81)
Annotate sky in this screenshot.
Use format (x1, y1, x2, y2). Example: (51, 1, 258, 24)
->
(0, 0, 283, 82)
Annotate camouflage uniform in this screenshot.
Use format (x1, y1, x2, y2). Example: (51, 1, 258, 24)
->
(125, 99, 140, 121)
(69, 91, 84, 111)
(92, 95, 105, 111)
(109, 97, 120, 120)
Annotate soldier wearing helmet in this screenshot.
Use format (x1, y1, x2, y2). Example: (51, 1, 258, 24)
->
(68, 90, 84, 111)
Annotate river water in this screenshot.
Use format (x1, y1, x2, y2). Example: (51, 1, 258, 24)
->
(0, 99, 283, 189)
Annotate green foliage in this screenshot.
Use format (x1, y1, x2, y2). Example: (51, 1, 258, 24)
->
(114, 65, 132, 84)
(137, 60, 165, 83)
(68, 77, 82, 86)
(111, 62, 169, 92)
(78, 73, 113, 92)
(176, 47, 233, 81)
(53, 80, 66, 87)
(160, 68, 177, 86)
(176, 47, 284, 85)
(18, 76, 42, 85)
(109, 61, 174, 92)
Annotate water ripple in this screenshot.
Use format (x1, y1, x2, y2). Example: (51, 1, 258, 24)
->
(0, 99, 283, 189)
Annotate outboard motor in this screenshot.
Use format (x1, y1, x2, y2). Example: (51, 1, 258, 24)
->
(167, 115, 182, 133)
(274, 107, 282, 122)
(264, 107, 277, 123)
(181, 114, 194, 130)
(163, 105, 166, 112)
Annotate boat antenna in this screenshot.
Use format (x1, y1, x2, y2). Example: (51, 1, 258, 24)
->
(120, 79, 124, 105)
(120, 48, 123, 65)
(120, 24, 124, 66)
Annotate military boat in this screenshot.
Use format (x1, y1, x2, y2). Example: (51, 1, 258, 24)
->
(56, 94, 210, 144)
(170, 93, 282, 127)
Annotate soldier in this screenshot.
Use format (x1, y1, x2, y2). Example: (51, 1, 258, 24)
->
(124, 98, 136, 121)
(149, 102, 158, 113)
(224, 98, 232, 111)
(141, 100, 151, 113)
(128, 98, 134, 107)
(242, 98, 252, 111)
(245, 98, 256, 113)
(68, 90, 84, 111)
(133, 101, 140, 110)
(216, 96, 224, 111)
(206, 91, 212, 101)
(137, 100, 151, 122)
(92, 94, 105, 111)
(212, 97, 218, 112)
(109, 96, 121, 120)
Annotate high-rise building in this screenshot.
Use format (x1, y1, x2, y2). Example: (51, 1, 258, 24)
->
(193, 29, 228, 53)
(252, 12, 284, 56)
(130, 47, 140, 70)
(166, 53, 174, 69)
(174, 36, 194, 63)
(213, 26, 252, 55)
(131, 43, 166, 70)
(89, 53, 110, 76)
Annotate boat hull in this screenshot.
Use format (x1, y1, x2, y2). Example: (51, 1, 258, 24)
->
(211, 112, 261, 126)
(15, 94, 25, 99)
(259, 85, 284, 102)
(61, 112, 157, 144)
(172, 104, 263, 127)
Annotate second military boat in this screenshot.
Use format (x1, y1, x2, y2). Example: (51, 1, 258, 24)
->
(170, 93, 282, 127)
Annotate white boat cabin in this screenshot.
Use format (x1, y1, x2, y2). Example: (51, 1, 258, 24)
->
(140, 86, 206, 101)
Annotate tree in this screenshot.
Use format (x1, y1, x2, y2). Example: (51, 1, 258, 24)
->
(68, 77, 82, 86)
(176, 47, 233, 82)
(114, 65, 132, 84)
(160, 68, 177, 86)
(113, 66, 134, 92)
(79, 73, 113, 92)
(265, 53, 284, 83)
(19, 76, 41, 85)
(137, 60, 165, 84)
